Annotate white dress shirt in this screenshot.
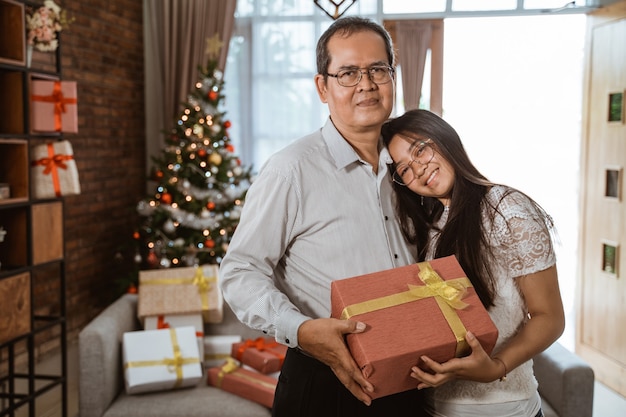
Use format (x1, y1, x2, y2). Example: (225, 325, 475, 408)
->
(219, 118, 416, 348)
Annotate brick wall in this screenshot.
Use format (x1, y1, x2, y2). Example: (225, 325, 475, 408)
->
(60, 0, 146, 343)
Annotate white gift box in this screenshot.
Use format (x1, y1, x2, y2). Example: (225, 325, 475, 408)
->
(203, 335, 242, 369)
(30, 140, 81, 199)
(123, 326, 203, 394)
(144, 314, 205, 361)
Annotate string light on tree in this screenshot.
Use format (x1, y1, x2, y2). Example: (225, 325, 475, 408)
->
(129, 34, 253, 281)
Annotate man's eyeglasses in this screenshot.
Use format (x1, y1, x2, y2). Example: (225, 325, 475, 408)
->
(326, 65, 395, 87)
(392, 140, 435, 186)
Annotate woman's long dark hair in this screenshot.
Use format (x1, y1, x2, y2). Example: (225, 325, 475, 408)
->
(382, 109, 552, 308)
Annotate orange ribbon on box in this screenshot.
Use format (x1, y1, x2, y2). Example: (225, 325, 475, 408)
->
(235, 337, 285, 365)
(31, 81, 77, 132)
(31, 142, 74, 197)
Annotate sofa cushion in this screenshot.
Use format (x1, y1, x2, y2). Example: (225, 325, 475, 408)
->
(103, 384, 272, 417)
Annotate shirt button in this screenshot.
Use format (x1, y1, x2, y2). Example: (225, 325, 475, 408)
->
(285, 338, 290, 344)
(394, 254, 398, 259)
(385, 215, 389, 220)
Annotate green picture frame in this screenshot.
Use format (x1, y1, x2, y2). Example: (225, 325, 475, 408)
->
(608, 91, 624, 123)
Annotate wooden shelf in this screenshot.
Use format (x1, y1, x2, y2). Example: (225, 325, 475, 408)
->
(0, 139, 29, 204)
(0, 0, 25, 66)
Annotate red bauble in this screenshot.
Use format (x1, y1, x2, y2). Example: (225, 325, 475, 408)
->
(225, 144, 235, 153)
(208, 91, 218, 101)
(206, 201, 216, 210)
(224, 120, 232, 128)
(127, 284, 138, 294)
(155, 170, 164, 179)
(205, 239, 216, 248)
(161, 193, 172, 204)
(132, 231, 140, 240)
(198, 149, 207, 158)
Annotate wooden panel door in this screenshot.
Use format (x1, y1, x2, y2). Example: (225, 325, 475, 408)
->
(577, 0, 626, 397)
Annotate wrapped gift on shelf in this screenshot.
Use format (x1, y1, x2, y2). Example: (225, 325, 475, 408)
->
(331, 255, 499, 399)
(231, 337, 287, 375)
(123, 326, 203, 395)
(203, 334, 242, 369)
(138, 264, 223, 323)
(31, 140, 81, 199)
(144, 314, 204, 362)
(30, 80, 78, 133)
(207, 358, 277, 408)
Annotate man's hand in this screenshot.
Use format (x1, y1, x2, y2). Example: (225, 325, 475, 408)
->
(297, 318, 373, 406)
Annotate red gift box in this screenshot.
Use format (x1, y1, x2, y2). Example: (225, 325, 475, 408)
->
(231, 337, 287, 374)
(207, 359, 277, 408)
(30, 80, 78, 133)
(331, 255, 498, 399)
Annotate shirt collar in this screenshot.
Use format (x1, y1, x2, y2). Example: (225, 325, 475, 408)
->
(322, 117, 388, 171)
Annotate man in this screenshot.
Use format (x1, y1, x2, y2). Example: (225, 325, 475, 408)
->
(219, 16, 425, 416)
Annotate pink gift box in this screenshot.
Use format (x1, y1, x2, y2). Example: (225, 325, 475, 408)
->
(30, 80, 78, 133)
(207, 359, 277, 408)
(331, 256, 499, 399)
(231, 337, 287, 374)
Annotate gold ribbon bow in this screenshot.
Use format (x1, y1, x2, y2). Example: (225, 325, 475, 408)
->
(125, 328, 200, 388)
(340, 261, 472, 357)
(141, 267, 217, 311)
(215, 357, 276, 390)
(191, 267, 211, 308)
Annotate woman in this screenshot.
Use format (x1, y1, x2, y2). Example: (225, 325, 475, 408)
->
(381, 109, 565, 417)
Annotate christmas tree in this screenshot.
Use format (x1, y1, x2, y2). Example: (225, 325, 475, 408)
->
(121, 36, 253, 292)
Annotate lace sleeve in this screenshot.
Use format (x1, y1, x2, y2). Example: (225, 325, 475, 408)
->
(489, 189, 556, 277)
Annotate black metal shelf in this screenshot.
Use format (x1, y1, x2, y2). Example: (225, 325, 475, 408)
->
(0, 0, 67, 416)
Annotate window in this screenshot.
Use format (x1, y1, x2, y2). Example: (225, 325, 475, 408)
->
(223, 3, 587, 350)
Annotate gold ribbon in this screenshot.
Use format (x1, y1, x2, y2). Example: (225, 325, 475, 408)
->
(340, 261, 472, 357)
(215, 358, 276, 390)
(141, 267, 217, 310)
(125, 328, 200, 388)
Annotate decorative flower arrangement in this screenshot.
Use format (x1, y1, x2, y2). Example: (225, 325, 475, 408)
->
(26, 0, 71, 52)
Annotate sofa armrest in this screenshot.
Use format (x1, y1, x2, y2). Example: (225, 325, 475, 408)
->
(79, 294, 141, 417)
(533, 342, 594, 417)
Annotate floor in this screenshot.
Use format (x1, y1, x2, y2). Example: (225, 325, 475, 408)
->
(4, 340, 626, 417)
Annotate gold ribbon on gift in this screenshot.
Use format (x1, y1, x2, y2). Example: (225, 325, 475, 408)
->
(31, 142, 74, 197)
(215, 358, 276, 390)
(31, 81, 77, 131)
(125, 328, 200, 388)
(340, 261, 472, 357)
(141, 267, 217, 310)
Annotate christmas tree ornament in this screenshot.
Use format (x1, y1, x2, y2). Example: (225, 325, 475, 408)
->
(160, 192, 172, 204)
(134, 53, 253, 269)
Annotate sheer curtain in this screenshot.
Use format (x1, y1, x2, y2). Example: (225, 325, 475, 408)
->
(143, 0, 237, 175)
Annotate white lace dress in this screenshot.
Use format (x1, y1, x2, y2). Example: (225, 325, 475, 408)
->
(425, 185, 556, 417)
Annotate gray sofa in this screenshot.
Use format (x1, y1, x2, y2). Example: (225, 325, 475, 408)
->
(79, 294, 594, 417)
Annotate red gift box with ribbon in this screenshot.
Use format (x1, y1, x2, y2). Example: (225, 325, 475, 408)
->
(30, 140, 81, 199)
(30, 80, 78, 133)
(138, 264, 224, 324)
(207, 358, 277, 408)
(330, 255, 499, 399)
(231, 337, 287, 375)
